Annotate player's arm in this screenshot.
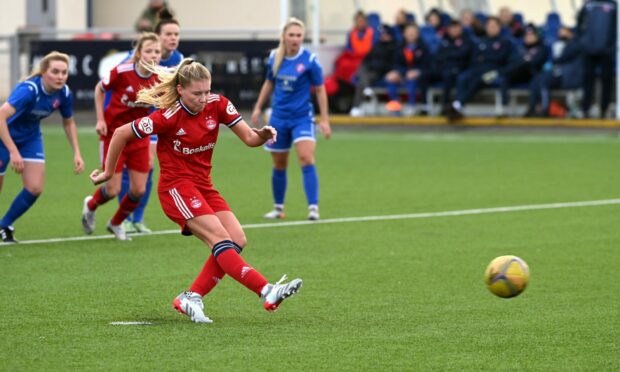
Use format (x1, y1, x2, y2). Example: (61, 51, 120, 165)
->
(89, 122, 135, 185)
(94, 81, 107, 136)
(314, 84, 331, 140)
(251, 80, 274, 125)
(0, 102, 24, 173)
(61, 116, 85, 174)
(230, 119, 277, 147)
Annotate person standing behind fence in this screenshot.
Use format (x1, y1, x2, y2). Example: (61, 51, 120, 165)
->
(81, 33, 161, 241)
(135, 0, 173, 32)
(577, 0, 617, 119)
(0, 51, 85, 243)
(252, 18, 331, 221)
(117, 8, 184, 234)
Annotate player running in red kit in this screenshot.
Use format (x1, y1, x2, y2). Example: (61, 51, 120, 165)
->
(89, 58, 302, 323)
(81, 32, 161, 240)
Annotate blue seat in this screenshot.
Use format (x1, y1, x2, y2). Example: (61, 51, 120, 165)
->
(367, 12, 381, 30)
(405, 12, 416, 24)
(546, 12, 561, 27)
(475, 12, 488, 25)
(513, 12, 524, 26)
(419, 25, 440, 54)
(440, 12, 452, 27)
(543, 12, 562, 46)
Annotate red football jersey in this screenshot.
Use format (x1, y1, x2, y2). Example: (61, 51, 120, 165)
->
(131, 94, 243, 190)
(102, 63, 159, 136)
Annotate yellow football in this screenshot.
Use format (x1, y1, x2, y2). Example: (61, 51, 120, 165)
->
(484, 255, 530, 298)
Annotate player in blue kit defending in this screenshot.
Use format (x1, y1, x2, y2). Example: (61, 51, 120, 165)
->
(0, 51, 85, 243)
(252, 17, 331, 220)
(115, 8, 184, 234)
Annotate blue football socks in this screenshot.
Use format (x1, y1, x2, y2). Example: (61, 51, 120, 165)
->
(0, 188, 39, 227)
(302, 164, 319, 206)
(272, 168, 287, 205)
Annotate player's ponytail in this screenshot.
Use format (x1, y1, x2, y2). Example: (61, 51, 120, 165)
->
(154, 7, 179, 34)
(23, 51, 70, 81)
(137, 58, 211, 109)
(272, 17, 305, 76)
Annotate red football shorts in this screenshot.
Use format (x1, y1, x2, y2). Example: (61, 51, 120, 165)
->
(159, 182, 231, 235)
(101, 137, 150, 173)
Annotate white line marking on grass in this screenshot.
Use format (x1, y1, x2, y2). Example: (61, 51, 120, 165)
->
(335, 132, 620, 145)
(5, 198, 620, 246)
(109, 321, 153, 326)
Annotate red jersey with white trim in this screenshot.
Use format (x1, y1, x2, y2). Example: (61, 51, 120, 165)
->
(102, 63, 159, 137)
(131, 94, 243, 190)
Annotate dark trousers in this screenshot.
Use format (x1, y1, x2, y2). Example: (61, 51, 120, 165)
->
(455, 67, 493, 104)
(419, 68, 462, 105)
(352, 65, 382, 107)
(528, 71, 563, 113)
(581, 53, 613, 116)
(498, 64, 534, 106)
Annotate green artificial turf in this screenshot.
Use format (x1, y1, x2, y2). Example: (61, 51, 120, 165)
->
(1, 126, 618, 370)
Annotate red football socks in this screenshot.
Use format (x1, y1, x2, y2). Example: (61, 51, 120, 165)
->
(215, 249, 268, 296)
(110, 194, 140, 225)
(189, 255, 225, 296)
(87, 187, 111, 211)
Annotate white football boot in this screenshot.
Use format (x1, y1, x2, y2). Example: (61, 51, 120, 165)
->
(173, 291, 213, 324)
(81, 196, 95, 235)
(263, 207, 285, 219)
(261, 275, 303, 312)
(106, 220, 131, 241)
(307, 205, 320, 221)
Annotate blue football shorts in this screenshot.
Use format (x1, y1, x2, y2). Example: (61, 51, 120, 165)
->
(0, 134, 45, 175)
(264, 115, 316, 152)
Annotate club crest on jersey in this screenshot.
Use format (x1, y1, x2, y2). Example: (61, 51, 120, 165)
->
(296, 63, 305, 73)
(206, 117, 217, 130)
(52, 99, 60, 109)
(138, 117, 154, 134)
(226, 101, 238, 116)
(190, 197, 202, 209)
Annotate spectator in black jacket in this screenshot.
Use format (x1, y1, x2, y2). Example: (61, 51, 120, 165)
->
(577, 0, 617, 118)
(350, 24, 399, 117)
(419, 21, 472, 114)
(493, 24, 549, 114)
(448, 17, 512, 120)
(385, 24, 431, 115)
(525, 27, 583, 116)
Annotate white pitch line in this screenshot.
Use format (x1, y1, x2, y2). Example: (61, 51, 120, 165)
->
(4, 198, 620, 246)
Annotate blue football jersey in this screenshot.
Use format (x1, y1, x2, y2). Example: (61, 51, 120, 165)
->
(6, 76, 73, 143)
(160, 49, 184, 68)
(266, 48, 324, 120)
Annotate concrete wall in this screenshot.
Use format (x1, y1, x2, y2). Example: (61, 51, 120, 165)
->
(90, 0, 580, 41)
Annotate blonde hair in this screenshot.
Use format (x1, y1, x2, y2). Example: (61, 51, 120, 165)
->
(24, 51, 70, 81)
(129, 32, 160, 63)
(137, 58, 211, 109)
(272, 17, 305, 76)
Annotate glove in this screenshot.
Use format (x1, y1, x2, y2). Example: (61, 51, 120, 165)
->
(482, 70, 498, 84)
